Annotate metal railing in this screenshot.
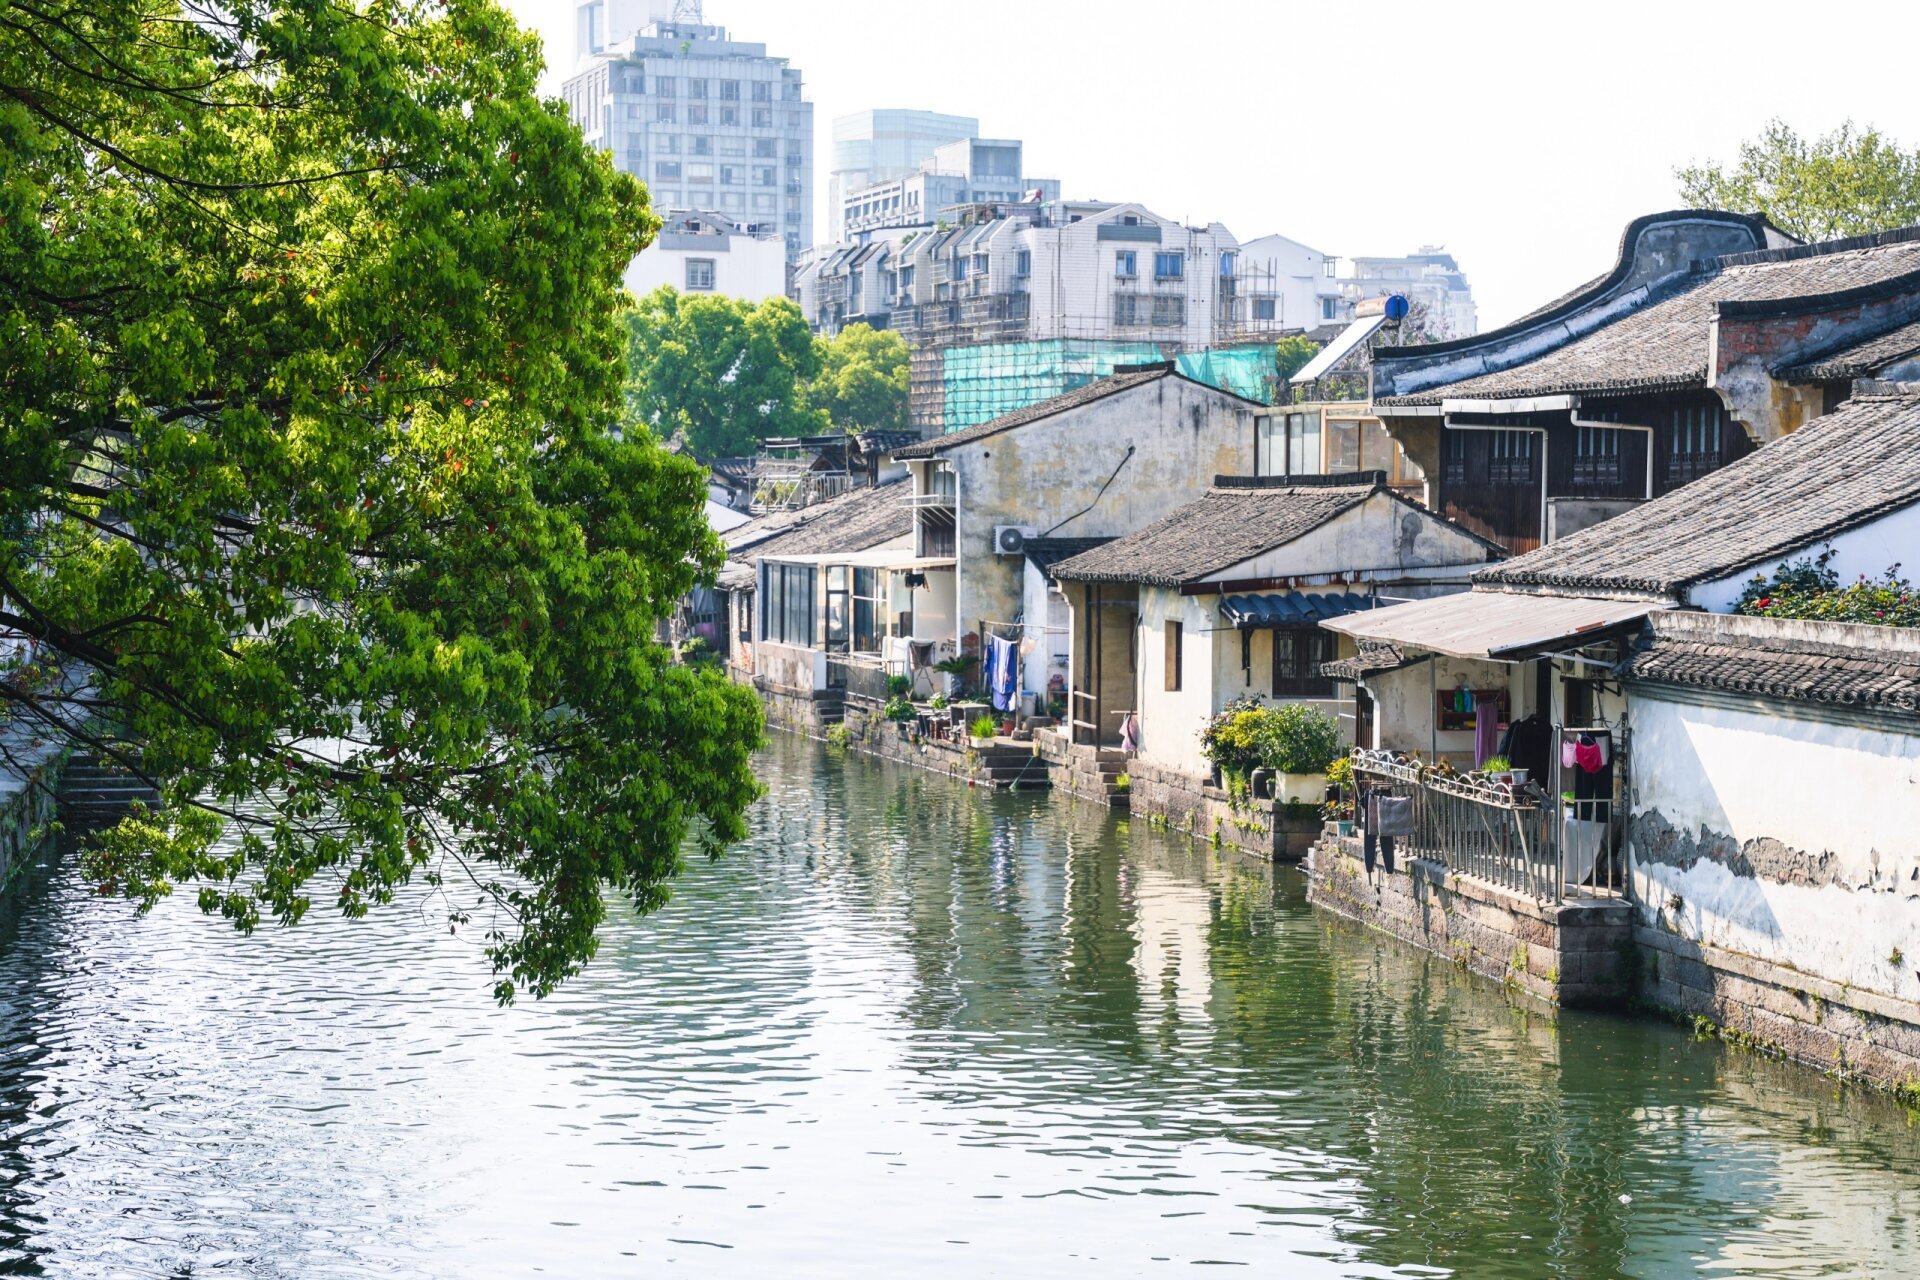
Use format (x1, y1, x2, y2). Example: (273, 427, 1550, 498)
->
(827, 654, 902, 704)
(1349, 748, 1623, 903)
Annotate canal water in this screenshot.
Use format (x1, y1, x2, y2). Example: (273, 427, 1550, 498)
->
(0, 734, 1916, 1277)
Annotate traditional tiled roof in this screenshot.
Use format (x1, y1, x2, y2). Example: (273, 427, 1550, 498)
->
(1774, 317, 1920, 382)
(1626, 612, 1920, 717)
(1474, 391, 1920, 598)
(1380, 225, 1920, 406)
(1320, 640, 1411, 682)
(891, 365, 1264, 459)
(1049, 473, 1501, 587)
(1021, 537, 1111, 574)
(714, 479, 911, 590)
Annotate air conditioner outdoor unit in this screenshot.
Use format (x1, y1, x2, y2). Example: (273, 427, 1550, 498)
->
(993, 525, 1032, 556)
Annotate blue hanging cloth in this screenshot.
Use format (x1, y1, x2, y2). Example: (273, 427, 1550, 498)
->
(990, 635, 1019, 712)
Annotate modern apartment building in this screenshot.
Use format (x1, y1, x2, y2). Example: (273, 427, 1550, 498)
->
(1343, 246, 1478, 338)
(623, 209, 788, 302)
(839, 137, 1061, 238)
(562, 2, 815, 256)
(829, 109, 978, 234)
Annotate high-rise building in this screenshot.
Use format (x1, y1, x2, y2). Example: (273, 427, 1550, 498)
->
(829, 110, 978, 237)
(838, 137, 1060, 238)
(562, 2, 815, 257)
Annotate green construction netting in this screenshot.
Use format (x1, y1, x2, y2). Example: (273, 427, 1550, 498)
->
(941, 340, 1278, 432)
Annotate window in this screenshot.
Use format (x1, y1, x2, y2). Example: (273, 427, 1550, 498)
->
(1113, 293, 1148, 326)
(687, 163, 714, 183)
(689, 78, 708, 98)
(1321, 297, 1338, 321)
(1253, 298, 1277, 321)
(654, 76, 676, 96)
(752, 192, 775, 212)
(972, 253, 989, 276)
(752, 107, 773, 128)
(1488, 432, 1537, 485)
(1669, 403, 1726, 485)
(658, 135, 680, 154)
(1324, 259, 1336, 277)
(654, 160, 681, 181)
(1164, 620, 1183, 691)
(720, 79, 740, 100)
(759, 563, 817, 647)
(1015, 250, 1031, 276)
(786, 152, 803, 167)
(952, 256, 968, 280)
(1220, 250, 1237, 277)
(752, 81, 772, 102)
(655, 104, 676, 123)
(685, 258, 716, 291)
(1152, 295, 1185, 327)
(852, 567, 882, 653)
(753, 138, 776, 158)
(1256, 411, 1323, 478)
(1443, 431, 1468, 487)
(720, 165, 741, 185)
(688, 104, 709, 126)
(1572, 426, 1622, 486)
(1153, 251, 1184, 280)
(1272, 628, 1338, 697)
(719, 106, 738, 127)
(752, 165, 776, 186)
(899, 265, 915, 289)
(1115, 250, 1137, 278)
(691, 136, 712, 156)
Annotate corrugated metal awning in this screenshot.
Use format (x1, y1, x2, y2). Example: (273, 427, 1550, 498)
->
(1218, 591, 1378, 630)
(1320, 590, 1669, 660)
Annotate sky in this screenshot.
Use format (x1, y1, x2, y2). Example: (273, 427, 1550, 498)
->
(501, 0, 1920, 330)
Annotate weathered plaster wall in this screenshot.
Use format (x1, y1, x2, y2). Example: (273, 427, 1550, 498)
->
(1134, 587, 1218, 777)
(1363, 654, 1523, 765)
(1688, 501, 1920, 614)
(949, 379, 1258, 647)
(1200, 492, 1496, 585)
(1627, 690, 1920, 1002)
(1020, 559, 1070, 699)
(1713, 295, 1920, 442)
(756, 640, 828, 695)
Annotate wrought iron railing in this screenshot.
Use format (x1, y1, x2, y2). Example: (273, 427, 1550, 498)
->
(1348, 748, 1616, 903)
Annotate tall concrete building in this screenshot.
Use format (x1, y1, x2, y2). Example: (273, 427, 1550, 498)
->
(829, 110, 978, 237)
(839, 137, 1060, 238)
(563, 2, 815, 257)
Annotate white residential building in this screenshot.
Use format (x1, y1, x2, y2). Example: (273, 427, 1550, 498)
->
(838, 138, 1061, 238)
(562, 2, 815, 256)
(1234, 233, 1349, 330)
(829, 109, 979, 235)
(623, 209, 787, 302)
(1343, 246, 1477, 337)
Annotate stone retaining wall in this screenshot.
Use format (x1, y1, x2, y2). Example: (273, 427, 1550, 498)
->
(1307, 834, 1635, 1009)
(1637, 925, 1920, 1092)
(0, 736, 68, 894)
(1129, 759, 1320, 862)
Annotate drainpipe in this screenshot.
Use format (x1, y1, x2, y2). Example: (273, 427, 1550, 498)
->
(1568, 404, 1656, 501)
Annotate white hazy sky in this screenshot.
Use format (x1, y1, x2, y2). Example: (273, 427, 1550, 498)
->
(501, 0, 1920, 329)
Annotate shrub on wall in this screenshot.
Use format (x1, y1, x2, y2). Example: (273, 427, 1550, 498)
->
(1735, 549, 1919, 628)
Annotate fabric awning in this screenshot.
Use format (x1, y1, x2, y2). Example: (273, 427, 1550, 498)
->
(1218, 590, 1378, 630)
(1320, 589, 1669, 661)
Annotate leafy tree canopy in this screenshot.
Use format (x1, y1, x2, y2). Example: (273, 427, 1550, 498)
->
(624, 288, 825, 457)
(1677, 119, 1920, 243)
(811, 324, 910, 435)
(1274, 335, 1322, 382)
(0, 0, 762, 1000)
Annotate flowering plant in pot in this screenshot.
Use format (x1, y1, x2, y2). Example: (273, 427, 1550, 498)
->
(1257, 704, 1342, 805)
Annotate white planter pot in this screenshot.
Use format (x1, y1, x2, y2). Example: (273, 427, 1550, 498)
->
(1276, 772, 1327, 805)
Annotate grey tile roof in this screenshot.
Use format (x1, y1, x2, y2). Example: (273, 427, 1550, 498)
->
(714, 479, 911, 590)
(1320, 640, 1410, 682)
(1627, 612, 1920, 716)
(891, 366, 1264, 459)
(1380, 228, 1920, 406)
(1049, 474, 1500, 587)
(1021, 536, 1112, 573)
(1774, 317, 1920, 381)
(1474, 392, 1920, 597)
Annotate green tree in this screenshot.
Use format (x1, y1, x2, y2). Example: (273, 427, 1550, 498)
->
(624, 288, 825, 457)
(1274, 334, 1322, 382)
(1676, 119, 1920, 243)
(0, 0, 763, 1000)
(811, 324, 911, 433)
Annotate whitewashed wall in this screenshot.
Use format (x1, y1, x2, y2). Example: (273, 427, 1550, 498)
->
(1628, 690, 1920, 1001)
(1689, 501, 1920, 614)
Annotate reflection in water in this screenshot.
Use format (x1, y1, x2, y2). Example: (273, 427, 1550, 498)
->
(0, 732, 1913, 1277)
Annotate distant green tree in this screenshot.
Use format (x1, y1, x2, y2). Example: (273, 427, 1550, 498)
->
(624, 289, 826, 457)
(1676, 120, 1920, 242)
(1274, 334, 1323, 382)
(811, 324, 911, 433)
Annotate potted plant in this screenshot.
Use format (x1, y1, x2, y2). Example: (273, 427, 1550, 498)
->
(1198, 696, 1268, 794)
(1324, 756, 1356, 836)
(1480, 753, 1513, 784)
(1258, 704, 1342, 805)
(969, 713, 997, 741)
